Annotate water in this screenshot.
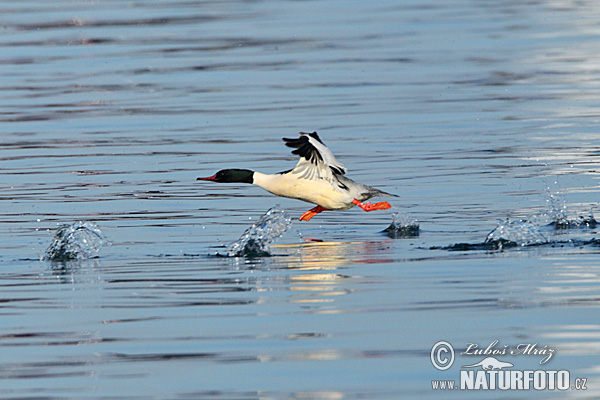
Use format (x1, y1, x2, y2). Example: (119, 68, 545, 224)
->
(2, 0, 600, 398)
(44, 221, 108, 262)
(484, 219, 548, 247)
(433, 215, 598, 251)
(383, 211, 420, 239)
(224, 206, 291, 257)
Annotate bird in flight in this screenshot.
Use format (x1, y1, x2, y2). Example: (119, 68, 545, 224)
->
(197, 132, 396, 221)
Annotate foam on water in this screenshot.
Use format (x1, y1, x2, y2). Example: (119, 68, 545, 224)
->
(43, 221, 108, 262)
(383, 211, 420, 238)
(226, 206, 292, 257)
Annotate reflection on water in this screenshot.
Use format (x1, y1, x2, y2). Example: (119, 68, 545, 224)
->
(2, 0, 600, 398)
(275, 240, 392, 306)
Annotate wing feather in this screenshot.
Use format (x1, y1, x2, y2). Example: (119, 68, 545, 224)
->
(282, 132, 347, 184)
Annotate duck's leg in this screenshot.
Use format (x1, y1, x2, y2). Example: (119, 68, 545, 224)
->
(299, 205, 329, 222)
(352, 199, 392, 212)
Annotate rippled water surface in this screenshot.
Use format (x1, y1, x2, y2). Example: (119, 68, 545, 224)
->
(2, 1, 600, 399)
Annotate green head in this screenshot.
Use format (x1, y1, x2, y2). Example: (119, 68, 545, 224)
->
(197, 169, 254, 184)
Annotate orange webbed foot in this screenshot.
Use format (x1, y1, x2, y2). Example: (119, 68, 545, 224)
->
(299, 205, 328, 222)
(352, 199, 392, 212)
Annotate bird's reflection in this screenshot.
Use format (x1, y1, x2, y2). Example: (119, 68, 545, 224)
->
(271, 240, 394, 306)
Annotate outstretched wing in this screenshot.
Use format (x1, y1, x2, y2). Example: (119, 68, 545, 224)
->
(282, 132, 346, 182)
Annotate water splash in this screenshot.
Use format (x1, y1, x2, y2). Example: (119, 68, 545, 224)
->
(544, 190, 597, 230)
(226, 206, 292, 257)
(44, 221, 108, 262)
(484, 219, 548, 247)
(383, 212, 419, 238)
(546, 190, 569, 224)
(548, 210, 597, 230)
(433, 219, 548, 251)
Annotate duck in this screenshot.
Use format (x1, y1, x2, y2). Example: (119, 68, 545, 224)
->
(197, 132, 396, 221)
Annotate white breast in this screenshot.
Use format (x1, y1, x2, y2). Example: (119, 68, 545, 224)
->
(252, 172, 354, 210)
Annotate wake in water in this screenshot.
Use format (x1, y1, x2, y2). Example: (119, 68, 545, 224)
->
(434, 219, 548, 251)
(434, 218, 599, 252)
(44, 221, 108, 262)
(224, 206, 292, 257)
(434, 191, 598, 252)
(383, 211, 419, 238)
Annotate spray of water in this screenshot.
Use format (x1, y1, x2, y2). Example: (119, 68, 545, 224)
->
(226, 206, 292, 257)
(544, 190, 597, 229)
(485, 219, 548, 247)
(44, 221, 108, 261)
(383, 211, 419, 238)
(433, 219, 548, 251)
(546, 190, 569, 225)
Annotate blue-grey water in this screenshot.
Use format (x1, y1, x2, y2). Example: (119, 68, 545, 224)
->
(2, 1, 600, 399)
